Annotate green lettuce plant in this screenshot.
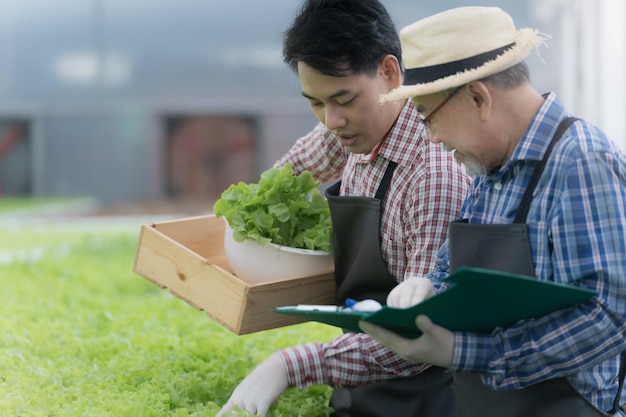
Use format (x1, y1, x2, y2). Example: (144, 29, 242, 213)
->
(0, 228, 339, 416)
(213, 164, 332, 253)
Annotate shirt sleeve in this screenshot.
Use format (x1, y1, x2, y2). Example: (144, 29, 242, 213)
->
(402, 159, 470, 279)
(279, 332, 431, 388)
(427, 185, 476, 284)
(451, 150, 626, 392)
(273, 122, 348, 184)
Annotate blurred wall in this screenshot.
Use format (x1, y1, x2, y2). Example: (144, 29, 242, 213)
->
(0, 0, 622, 205)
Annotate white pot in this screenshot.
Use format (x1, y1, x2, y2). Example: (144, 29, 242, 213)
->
(223, 220, 334, 284)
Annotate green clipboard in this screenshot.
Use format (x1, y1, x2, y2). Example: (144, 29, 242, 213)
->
(271, 267, 597, 338)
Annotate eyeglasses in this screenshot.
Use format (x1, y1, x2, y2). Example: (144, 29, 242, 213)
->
(419, 88, 460, 127)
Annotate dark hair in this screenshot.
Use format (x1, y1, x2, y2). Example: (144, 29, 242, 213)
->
(282, 0, 401, 77)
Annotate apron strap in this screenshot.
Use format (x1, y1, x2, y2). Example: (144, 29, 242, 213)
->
(325, 160, 398, 201)
(509, 116, 626, 412)
(374, 161, 398, 200)
(610, 350, 626, 414)
(514, 117, 580, 224)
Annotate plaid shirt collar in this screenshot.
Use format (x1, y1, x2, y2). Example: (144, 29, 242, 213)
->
(354, 99, 426, 168)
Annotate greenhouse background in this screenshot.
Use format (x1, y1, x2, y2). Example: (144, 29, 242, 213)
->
(0, 0, 624, 208)
(1, 1, 625, 416)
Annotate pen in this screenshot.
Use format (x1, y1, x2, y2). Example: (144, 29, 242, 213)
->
(345, 298, 358, 309)
(291, 304, 338, 312)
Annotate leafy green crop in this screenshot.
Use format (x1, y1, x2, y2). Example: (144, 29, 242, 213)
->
(213, 164, 332, 252)
(0, 224, 340, 416)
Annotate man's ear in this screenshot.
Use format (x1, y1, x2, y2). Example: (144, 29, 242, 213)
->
(467, 81, 492, 119)
(380, 54, 402, 88)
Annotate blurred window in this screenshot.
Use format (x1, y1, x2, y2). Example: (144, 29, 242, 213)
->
(0, 119, 31, 196)
(165, 115, 257, 202)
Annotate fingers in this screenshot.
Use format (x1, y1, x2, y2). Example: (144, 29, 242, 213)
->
(360, 316, 454, 368)
(359, 321, 410, 355)
(217, 353, 288, 417)
(411, 278, 435, 303)
(217, 398, 267, 417)
(387, 277, 434, 308)
(359, 321, 394, 343)
(415, 314, 433, 331)
(215, 401, 231, 417)
(414, 315, 454, 368)
(386, 284, 402, 307)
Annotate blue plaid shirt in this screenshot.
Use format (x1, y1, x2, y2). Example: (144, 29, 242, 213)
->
(430, 93, 626, 413)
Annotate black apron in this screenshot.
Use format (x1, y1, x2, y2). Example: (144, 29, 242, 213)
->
(325, 161, 456, 417)
(448, 117, 625, 416)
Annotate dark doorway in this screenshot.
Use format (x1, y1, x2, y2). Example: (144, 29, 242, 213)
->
(0, 119, 31, 196)
(165, 115, 257, 203)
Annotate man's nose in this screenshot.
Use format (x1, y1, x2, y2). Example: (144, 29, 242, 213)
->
(324, 106, 347, 131)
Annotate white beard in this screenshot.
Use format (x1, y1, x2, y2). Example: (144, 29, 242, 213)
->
(443, 144, 487, 177)
(459, 153, 488, 177)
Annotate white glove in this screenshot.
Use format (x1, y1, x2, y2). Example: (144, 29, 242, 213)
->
(349, 299, 383, 312)
(217, 352, 288, 417)
(387, 277, 434, 308)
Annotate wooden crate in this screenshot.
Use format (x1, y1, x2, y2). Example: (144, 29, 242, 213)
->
(133, 214, 336, 335)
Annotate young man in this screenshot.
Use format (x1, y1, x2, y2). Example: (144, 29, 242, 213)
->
(362, 6, 626, 416)
(217, 1, 470, 416)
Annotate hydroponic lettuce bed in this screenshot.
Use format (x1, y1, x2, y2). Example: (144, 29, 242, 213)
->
(0, 226, 339, 416)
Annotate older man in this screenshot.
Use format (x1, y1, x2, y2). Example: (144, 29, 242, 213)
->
(362, 6, 626, 417)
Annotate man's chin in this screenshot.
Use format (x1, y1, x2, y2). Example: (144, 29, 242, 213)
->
(343, 143, 369, 154)
(457, 153, 487, 177)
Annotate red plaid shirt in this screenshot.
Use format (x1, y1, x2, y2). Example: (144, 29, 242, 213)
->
(275, 100, 470, 388)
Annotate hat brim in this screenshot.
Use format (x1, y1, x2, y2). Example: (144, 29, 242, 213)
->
(380, 28, 546, 104)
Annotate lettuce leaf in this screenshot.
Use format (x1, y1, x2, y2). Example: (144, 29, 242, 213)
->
(0, 230, 338, 417)
(213, 164, 333, 253)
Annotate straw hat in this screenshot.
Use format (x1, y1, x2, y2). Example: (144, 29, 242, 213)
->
(380, 6, 548, 104)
